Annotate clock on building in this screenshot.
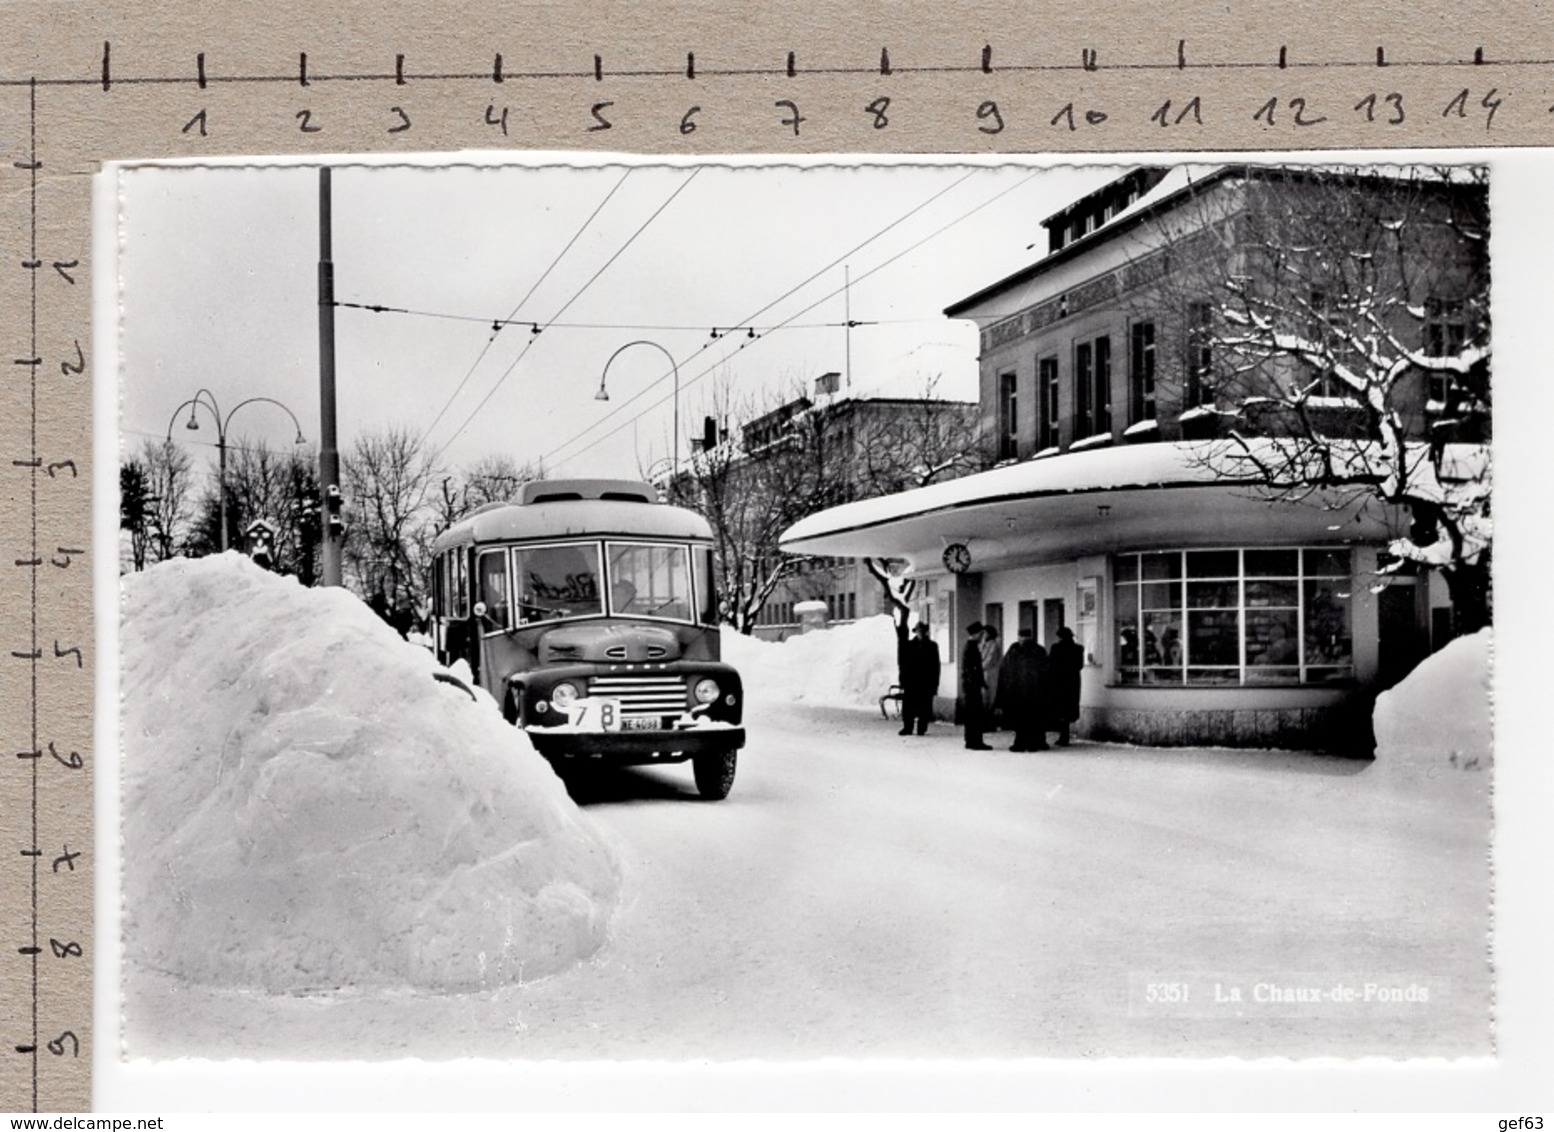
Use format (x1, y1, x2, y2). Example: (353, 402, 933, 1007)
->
(942, 542, 972, 574)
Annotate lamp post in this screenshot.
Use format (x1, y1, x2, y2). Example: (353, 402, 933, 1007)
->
(166, 388, 306, 553)
(595, 340, 680, 478)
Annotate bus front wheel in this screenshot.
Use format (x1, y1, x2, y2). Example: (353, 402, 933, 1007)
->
(692, 748, 738, 801)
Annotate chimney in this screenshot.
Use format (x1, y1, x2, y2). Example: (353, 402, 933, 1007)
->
(815, 371, 841, 396)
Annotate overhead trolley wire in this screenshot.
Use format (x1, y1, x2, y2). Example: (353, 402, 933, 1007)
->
(540, 168, 982, 470)
(418, 167, 634, 443)
(549, 167, 1047, 471)
(429, 166, 704, 465)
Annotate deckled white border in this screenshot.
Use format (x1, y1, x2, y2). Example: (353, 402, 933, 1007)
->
(94, 148, 1551, 1112)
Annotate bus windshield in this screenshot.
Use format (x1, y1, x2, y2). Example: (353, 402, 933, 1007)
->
(513, 542, 604, 623)
(607, 541, 694, 622)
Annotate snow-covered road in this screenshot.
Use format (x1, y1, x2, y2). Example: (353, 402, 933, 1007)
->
(125, 696, 1490, 1060)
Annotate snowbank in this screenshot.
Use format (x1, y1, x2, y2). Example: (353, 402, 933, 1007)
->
(721, 614, 899, 711)
(1372, 628, 1492, 777)
(120, 554, 620, 995)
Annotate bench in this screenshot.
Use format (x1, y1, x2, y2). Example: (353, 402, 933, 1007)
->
(879, 684, 904, 720)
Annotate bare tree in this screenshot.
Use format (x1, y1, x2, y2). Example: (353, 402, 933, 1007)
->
(847, 376, 990, 664)
(674, 378, 849, 633)
(1139, 165, 1491, 630)
(182, 438, 320, 581)
(342, 427, 441, 607)
(120, 437, 194, 570)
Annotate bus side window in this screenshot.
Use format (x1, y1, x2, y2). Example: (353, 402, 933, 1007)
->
(453, 552, 469, 619)
(695, 546, 718, 625)
(478, 550, 511, 628)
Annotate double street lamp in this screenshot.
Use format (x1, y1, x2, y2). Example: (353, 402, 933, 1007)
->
(595, 340, 680, 477)
(166, 388, 306, 553)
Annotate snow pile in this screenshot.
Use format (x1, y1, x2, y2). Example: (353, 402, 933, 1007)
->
(120, 554, 620, 995)
(721, 614, 899, 711)
(1371, 628, 1492, 777)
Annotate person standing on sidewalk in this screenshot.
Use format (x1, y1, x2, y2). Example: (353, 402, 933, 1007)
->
(1048, 625, 1085, 746)
(899, 621, 941, 736)
(960, 622, 991, 750)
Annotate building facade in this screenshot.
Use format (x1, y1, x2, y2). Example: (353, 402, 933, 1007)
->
(781, 165, 1489, 751)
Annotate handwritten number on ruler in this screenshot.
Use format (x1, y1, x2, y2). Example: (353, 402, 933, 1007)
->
(46, 1032, 79, 1058)
(53, 846, 81, 873)
(48, 939, 82, 959)
(1254, 96, 1327, 127)
(976, 100, 1004, 134)
(52, 547, 84, 568)
(589, 101, 613, 131)
(47, 741, 82, 769)
(1356, 92, 1405, 124)
(61, 341, 84, 376)
(296, 109, 321, 133)
(485, 103, 509, 136)
(865, 97, 890, 130)
(53, 642, 83, 668)
(1444, 87, 1502, 130)
(680, 106, 700, 135)
(1151, 97, 1203, 126)
(775, 100, 804, 136)
(1051, 103, 1108, 131)
(388, 106, 411, 134)
(182, 109, 208, 137)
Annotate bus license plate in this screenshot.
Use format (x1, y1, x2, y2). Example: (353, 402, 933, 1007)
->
(568, 697, 622, 732)
(622, 716, 659, 731)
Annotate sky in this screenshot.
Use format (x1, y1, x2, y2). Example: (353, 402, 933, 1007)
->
(116, 158, 1115, 485)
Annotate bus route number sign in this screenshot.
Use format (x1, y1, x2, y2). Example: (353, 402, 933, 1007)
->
(567, 698, 623, 732)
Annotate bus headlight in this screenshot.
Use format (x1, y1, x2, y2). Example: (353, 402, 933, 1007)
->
(551, 681, 581, 709)
(693, 678, 720, 704)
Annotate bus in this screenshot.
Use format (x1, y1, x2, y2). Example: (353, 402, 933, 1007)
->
(430, 478, 746, 800)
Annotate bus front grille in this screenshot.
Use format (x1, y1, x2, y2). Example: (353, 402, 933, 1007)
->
(587, 674, 688, 718)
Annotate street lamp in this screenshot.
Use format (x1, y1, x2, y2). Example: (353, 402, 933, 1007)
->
(166, 388, 306, 553)
(595, 340, 680, 476)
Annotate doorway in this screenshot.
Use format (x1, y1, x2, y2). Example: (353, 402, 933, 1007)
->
(1043, 598, 1066, 647)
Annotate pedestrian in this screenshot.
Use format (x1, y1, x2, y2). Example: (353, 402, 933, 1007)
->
(996, 630, 1050, 751)
(979, 623, 1003, 729)
(898, 621, 941, 736)
(960, 622, 992, 750)
(1048, 625, 1085, 746)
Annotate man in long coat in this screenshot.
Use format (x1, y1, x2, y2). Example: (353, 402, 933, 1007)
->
(996, 630, 1050, 752)
(979, 624, 1004, 729)
(1047, 625, 1085, 746)
(959, 622, 991, 750)
(898, 622, 941, 736)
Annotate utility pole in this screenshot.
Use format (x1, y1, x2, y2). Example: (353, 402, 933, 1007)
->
(844, 263, 852, 389)
(318, 165, 343, 586)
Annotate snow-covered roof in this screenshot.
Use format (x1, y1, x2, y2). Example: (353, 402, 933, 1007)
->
(436, 496, 713, 551)
(945, 165, 1226, 317)
(783, 441, 1249, 545)
(779, 439, 1407, 569)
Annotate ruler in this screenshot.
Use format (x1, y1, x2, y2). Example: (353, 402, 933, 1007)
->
(1, 0, 1549, 1112)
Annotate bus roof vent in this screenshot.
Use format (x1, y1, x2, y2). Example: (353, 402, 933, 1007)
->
(517, 478, 659, 505)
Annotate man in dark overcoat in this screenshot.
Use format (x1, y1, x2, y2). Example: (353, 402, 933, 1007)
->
(1048, 625, 1085, 746)
(959, 622, 991, 750)
(898, 622, 941, 736)
(996, 630, 1050, 752)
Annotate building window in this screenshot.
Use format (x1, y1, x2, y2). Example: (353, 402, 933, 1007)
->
(1037, 355, 1060, 451)
(1186, 301, 1215, 408)
(1113, 548, 1354, 686)
(996, 372, 1019, 460)
(1307, 290, 1362, 400)
(1074, 336, 1112, 440)
(1423, 297, 1469, 418)
(1129, 321, 1157, 424)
